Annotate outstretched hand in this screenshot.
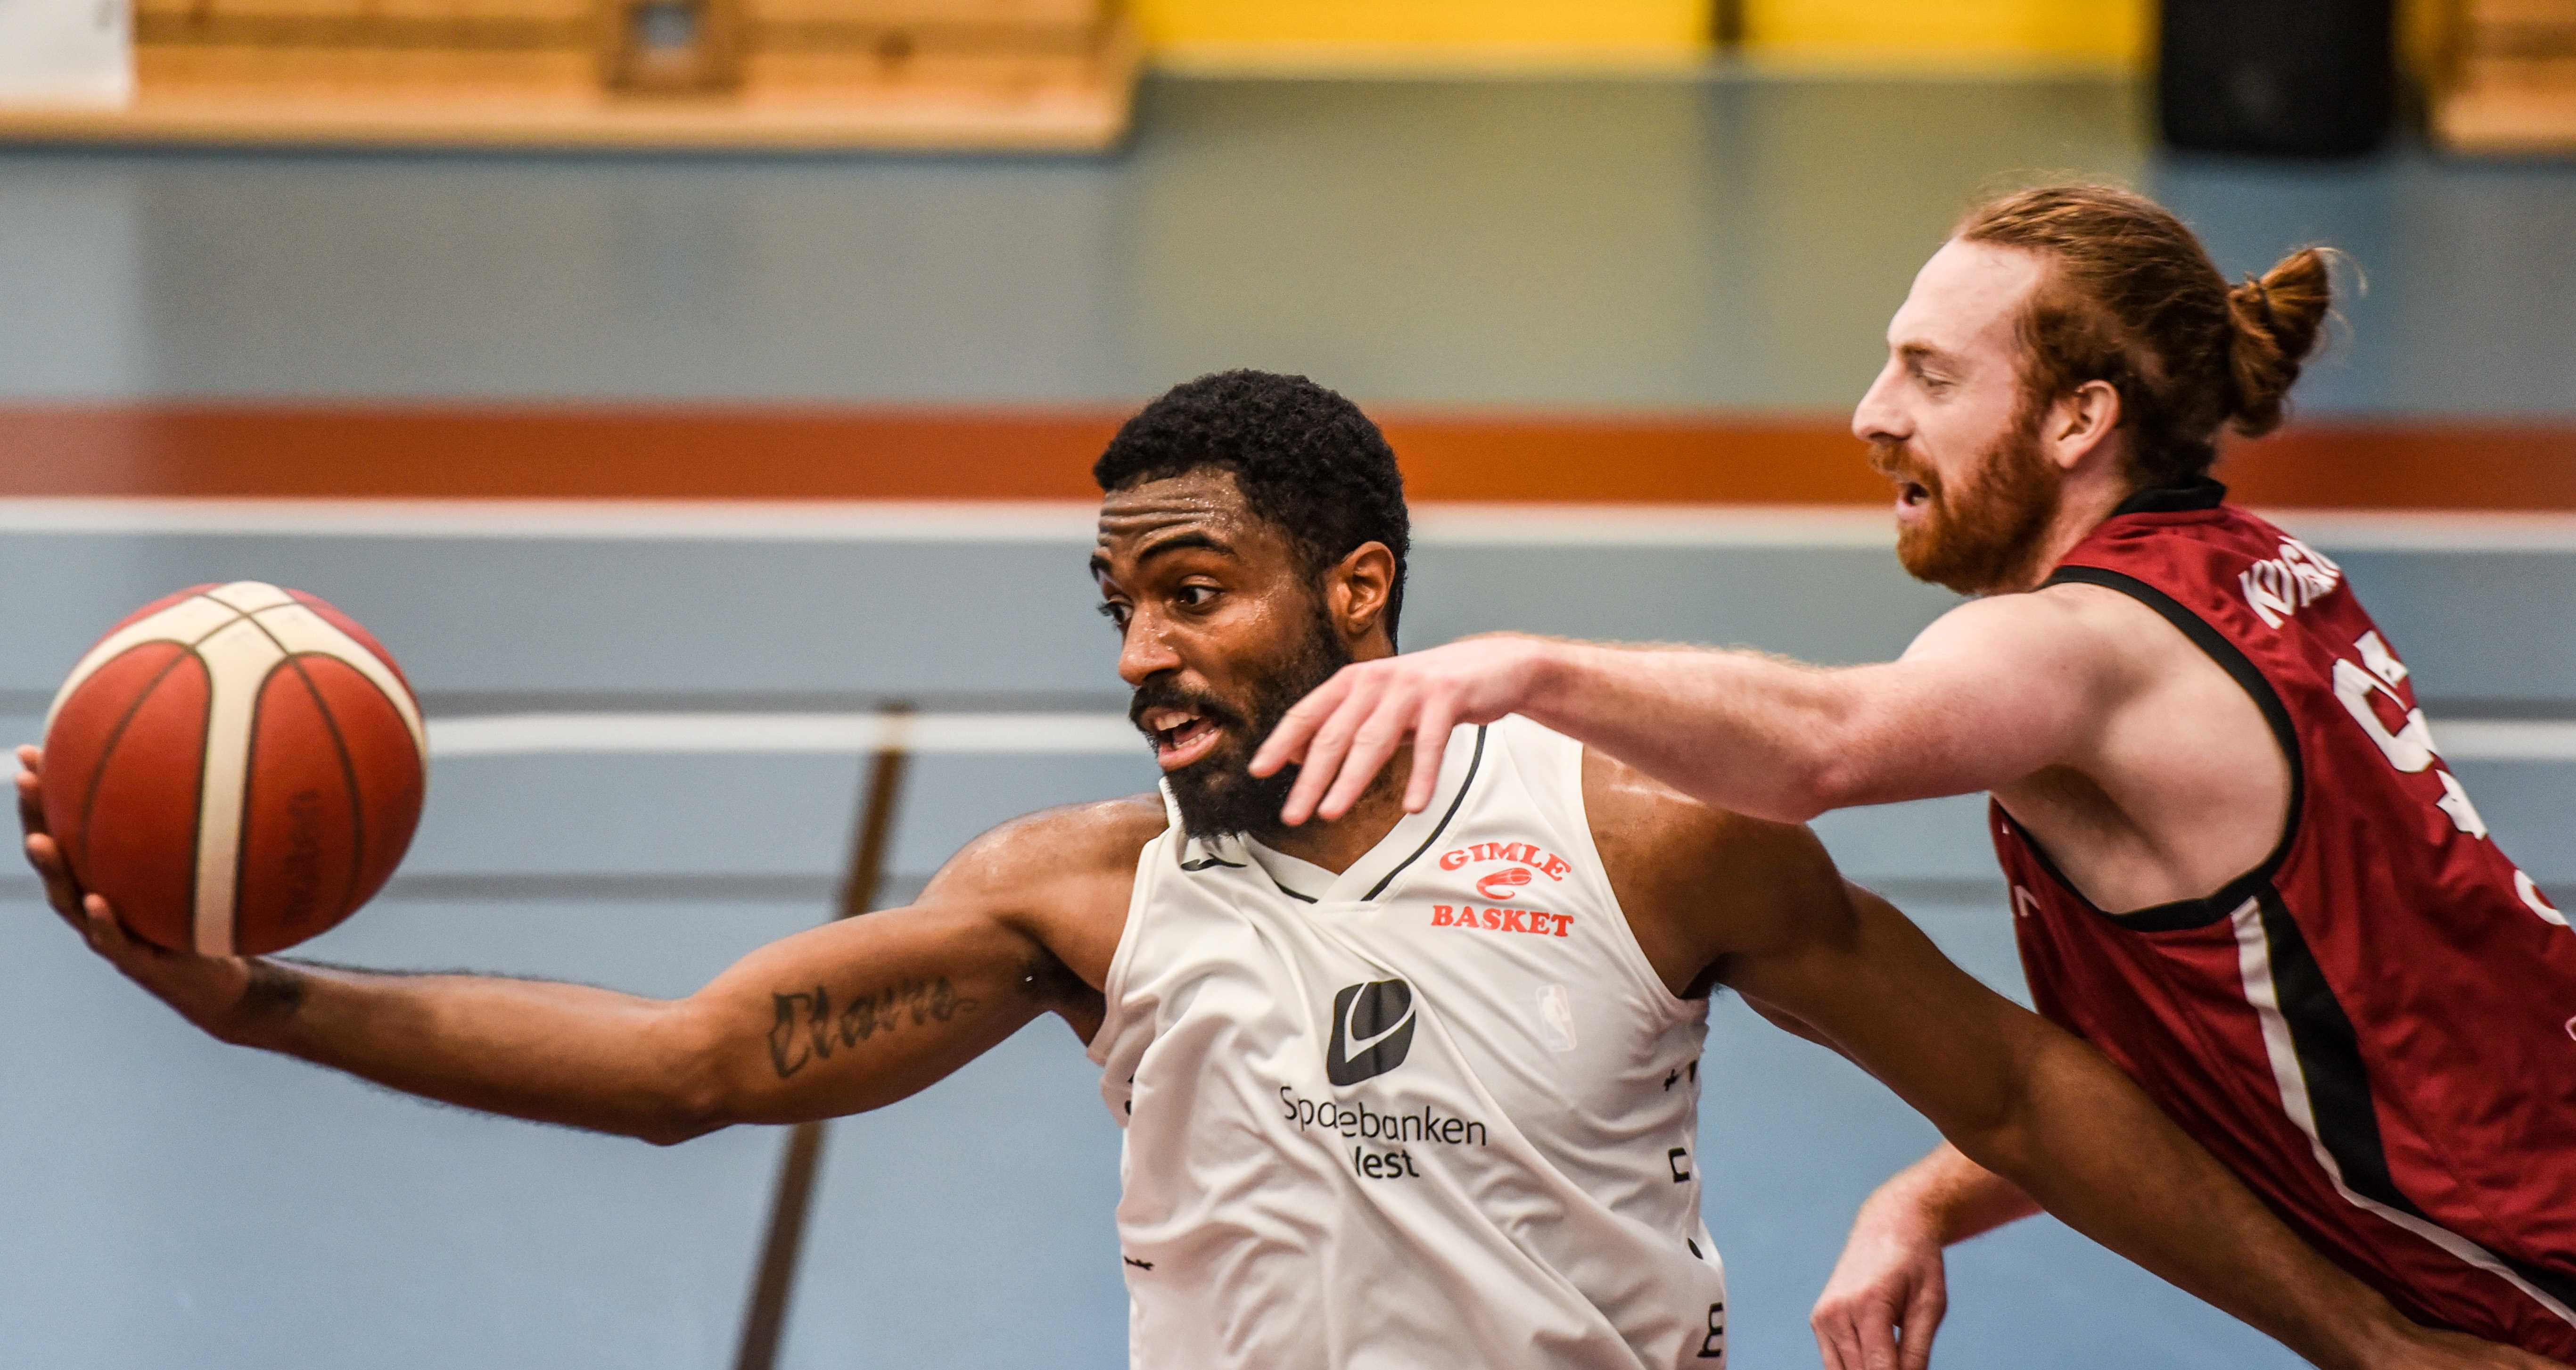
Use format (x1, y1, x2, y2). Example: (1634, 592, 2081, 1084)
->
(1811, 1197, 1949, 1370)
(1249, 635, 1557, 826)
(18, 745, 258, 1040)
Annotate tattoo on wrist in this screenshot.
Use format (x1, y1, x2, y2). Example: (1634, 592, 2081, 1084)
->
(241, 959, 309, 1019)
(767, 977, 981, 1079)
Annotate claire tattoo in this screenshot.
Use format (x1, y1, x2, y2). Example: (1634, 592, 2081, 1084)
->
(767, 976, 980, 1079)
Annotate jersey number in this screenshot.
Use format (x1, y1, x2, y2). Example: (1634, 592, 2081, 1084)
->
(2330, 631, 2562, 928)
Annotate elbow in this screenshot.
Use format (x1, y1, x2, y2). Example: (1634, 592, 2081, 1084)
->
(1764, 758, 1866, 825)
(636, 1012, 739, 1147)
(638, 1090, 733, 1147)
(1766, 703, 1884, 822)
(1937, 1111, 2033, 1186)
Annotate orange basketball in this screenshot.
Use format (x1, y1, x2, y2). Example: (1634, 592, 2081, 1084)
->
(40, 582, 429, 956)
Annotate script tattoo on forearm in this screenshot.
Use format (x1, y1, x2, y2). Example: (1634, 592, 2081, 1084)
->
(767, 977, 982, 1079)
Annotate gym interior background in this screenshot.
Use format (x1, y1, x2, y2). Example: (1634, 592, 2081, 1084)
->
(4, 1, 2574, 1366)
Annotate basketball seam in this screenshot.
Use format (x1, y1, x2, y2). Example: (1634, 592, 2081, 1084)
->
(251, 598, 426, 755)
(222, 656, 301, 955)
(236, 612, 374, 936)
(71, 645, 203, 901)
(59, 593, 257, 948)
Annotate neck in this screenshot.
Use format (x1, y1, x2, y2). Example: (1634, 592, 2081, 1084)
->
(2008, 468, 2134, 594)
(1261, 750, 1416, 874)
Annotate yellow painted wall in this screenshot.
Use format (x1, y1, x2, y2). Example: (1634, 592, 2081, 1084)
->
(1744, 0, 2148, 66)
(1134, 0, 1711, 64)
(1135, 0, 2438, 77)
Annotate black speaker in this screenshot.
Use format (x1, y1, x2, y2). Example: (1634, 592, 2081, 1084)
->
(2158, 0, 2397, 157)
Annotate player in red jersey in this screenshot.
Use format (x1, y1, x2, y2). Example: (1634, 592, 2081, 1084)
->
(1252, 183, 2576, 1369)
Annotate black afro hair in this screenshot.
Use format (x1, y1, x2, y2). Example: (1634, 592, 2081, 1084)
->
(1094, 370, 1410, 645)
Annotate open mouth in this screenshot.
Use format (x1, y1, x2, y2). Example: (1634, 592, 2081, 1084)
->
(1895, 480, 1931, 516)
(1141, 706, 1226, 772)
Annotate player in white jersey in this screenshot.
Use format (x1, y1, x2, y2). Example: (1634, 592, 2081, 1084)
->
(19, 371, 2533, 1370)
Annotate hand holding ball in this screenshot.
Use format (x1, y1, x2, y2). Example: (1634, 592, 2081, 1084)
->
(39, 583, 428, 955)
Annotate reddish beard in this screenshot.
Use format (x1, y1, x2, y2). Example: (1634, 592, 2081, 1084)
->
(1875, 398, 2061, 595)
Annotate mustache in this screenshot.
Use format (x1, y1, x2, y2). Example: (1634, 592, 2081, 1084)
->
(1128, 679, 1248, 738)
(1869, 441, 1939, 492)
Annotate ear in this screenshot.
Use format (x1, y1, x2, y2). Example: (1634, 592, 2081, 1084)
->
(2047, 379, 2123, 472)
(1326, 542, 1398, 651)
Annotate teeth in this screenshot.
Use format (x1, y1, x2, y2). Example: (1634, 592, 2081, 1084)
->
(1144, 708, 1202, 736)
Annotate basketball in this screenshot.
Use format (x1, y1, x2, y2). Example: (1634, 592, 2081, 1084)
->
(39, 582, 428, 957)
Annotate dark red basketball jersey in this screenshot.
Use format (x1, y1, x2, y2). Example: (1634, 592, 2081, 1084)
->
(1992, 483, 2576, 1356)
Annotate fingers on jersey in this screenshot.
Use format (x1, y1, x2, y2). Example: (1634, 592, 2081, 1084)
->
(1261, 662, 1462, 826)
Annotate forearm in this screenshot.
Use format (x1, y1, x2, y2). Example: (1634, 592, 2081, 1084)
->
(234, 960, 721, 1145)
(1516, 639, 1870, 821)
(1964, 1032, 2408, 1370)
(1868, 1141, 2040, 1246)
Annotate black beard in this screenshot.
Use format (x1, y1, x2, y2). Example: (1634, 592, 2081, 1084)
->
(1134, 613, 1352, 844)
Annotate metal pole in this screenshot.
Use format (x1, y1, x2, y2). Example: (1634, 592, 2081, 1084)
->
(731, 710, 910, 1370)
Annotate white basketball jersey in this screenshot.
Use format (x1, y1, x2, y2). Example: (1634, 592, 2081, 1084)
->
(1088, 716, 1727, 1370)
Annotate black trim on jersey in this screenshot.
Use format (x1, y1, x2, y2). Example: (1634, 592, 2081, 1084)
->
(2256, 887, 2576, 1312)
(1274, 882, 1319, 904)
(2109, 478, 2228, 516)
(1178, 854, 1246, 872)
(1361, 725, 1488, 902)
(2014, 565, 2304, 933)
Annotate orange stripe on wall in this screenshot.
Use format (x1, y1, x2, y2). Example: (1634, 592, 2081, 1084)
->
(5, 404, 2574, 511)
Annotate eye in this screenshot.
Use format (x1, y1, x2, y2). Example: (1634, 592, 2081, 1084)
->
(1097, 601, 1131, 630)
(1175, 584, 1220, 609)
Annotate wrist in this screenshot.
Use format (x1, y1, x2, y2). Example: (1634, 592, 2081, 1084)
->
(1858, 1174, 1954, 1247)
(1509, 636, 1583, 724)
(219, 958, 311, 1049)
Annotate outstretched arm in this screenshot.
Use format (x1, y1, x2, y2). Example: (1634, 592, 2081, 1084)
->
(20, 745, 1144, 1146)
(1587, 762, 2558, 1370)
(1693, 817, 2553, 1370)
(1252, 587, 2130, 826)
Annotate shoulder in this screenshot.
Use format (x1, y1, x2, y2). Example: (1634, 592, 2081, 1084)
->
(1897, 583, 2181, 714)
(912, 794, 1165, 1004)
(926, 794, 1168, 902)
(1580, 748, 1845, 990)
(1908, 581, 2156, 660)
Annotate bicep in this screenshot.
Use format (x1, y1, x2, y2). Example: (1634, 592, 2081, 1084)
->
(1820, 593, 2128, 804)
(1722, 879, 2058, 1143)
(685, 897, 1060, 1125)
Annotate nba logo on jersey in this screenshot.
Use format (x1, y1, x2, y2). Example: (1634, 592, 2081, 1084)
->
(1326, 980, 1416, 1084)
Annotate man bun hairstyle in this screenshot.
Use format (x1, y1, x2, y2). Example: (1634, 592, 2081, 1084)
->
(2225, 246, 2333, 438)
(1958, 183, 2336, 489)
(1094, 369, 1411, 646)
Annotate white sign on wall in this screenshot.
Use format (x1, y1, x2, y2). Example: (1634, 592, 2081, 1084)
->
(0, 0, 134, 106)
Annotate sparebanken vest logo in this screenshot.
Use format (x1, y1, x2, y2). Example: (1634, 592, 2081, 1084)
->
(1326, 979, 1416, 1085)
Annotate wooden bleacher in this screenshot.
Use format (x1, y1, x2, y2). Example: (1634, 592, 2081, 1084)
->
(2434, 0, 2576, 152)
(0, 0, 1136, 151)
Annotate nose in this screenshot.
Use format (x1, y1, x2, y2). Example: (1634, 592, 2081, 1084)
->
(1117, 609, 1183, 688)
(1852, 361, 1909, 447)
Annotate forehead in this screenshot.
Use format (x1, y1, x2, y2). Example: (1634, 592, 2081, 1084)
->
(1887, 238, 2049, 359)
(1094, 469, 1281, 567)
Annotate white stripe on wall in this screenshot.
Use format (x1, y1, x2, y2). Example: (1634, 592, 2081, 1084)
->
(11, 496, 2576, 552)
(2229, 897, 2576, 1331)
(415, 711, 2576, 763)
(427, 711, 1142, 759)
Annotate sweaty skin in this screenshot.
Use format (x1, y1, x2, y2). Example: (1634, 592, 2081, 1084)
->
(17, 467, 2551, 1370)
